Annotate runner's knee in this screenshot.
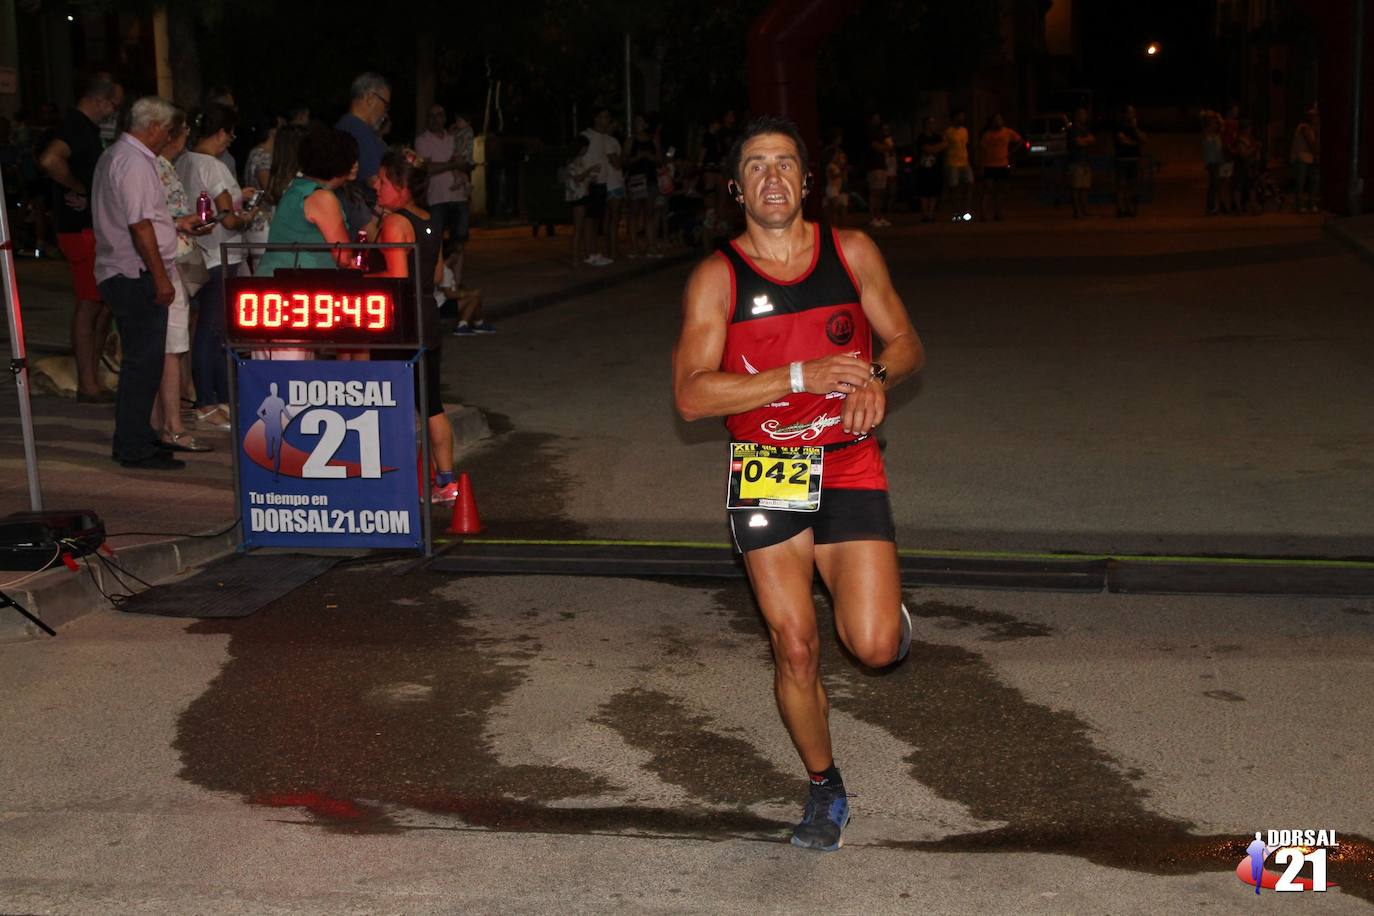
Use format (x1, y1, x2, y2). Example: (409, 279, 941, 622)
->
(845, 625, 900, 668)
(770, 628, 820, 680)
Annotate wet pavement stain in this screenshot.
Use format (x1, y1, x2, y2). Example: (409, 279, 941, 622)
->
(909, 600, 1054, 641)
(174, 570, 1374, 901)
(714, 579, 1374, 902)
(453, 422, 586, 540)
(595, 687, 796, 806)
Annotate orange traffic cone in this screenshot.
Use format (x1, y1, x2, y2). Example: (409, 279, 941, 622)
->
(445, 472, 483, 534)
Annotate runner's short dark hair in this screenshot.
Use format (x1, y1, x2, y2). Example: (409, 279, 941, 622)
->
(726, 115, 809, 183)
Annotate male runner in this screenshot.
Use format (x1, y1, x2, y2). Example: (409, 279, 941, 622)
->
(672, 115, 925, 851)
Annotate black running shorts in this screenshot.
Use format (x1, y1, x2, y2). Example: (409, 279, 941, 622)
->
(729, 488, 896, 554)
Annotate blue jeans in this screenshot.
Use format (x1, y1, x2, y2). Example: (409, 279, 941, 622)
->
(99, 272, 168, 462)
(192, 263, 235, 408)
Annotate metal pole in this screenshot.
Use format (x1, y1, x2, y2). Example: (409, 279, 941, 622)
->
(625, 33, 633, 136)
(1349, 0, 1366, 216)
(413, 243, 432, 557)
(0, 168, 44, 510)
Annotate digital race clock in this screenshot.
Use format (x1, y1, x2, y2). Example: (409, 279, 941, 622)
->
(225, 270, 419, 347)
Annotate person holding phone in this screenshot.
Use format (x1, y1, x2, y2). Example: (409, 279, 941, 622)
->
(176, 103, 260, 428)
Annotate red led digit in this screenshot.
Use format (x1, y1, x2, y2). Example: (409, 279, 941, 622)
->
(239, 292, 259, 327)
(314, 294, 335, 328)
(291, 293, 309, 327)
(365, 294, 388, 329)
(341, 295, 362, 326)
(263, 293, 284, 328)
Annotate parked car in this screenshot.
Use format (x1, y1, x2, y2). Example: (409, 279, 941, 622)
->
(1025, 113, 1069, 158)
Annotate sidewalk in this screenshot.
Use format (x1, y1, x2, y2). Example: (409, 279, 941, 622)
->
(0, 228, 692, 640)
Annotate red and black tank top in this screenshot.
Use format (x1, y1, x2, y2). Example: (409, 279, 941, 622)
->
(719, 223, 871, 450)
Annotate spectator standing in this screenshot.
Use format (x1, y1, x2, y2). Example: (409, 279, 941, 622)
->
(1114, 105, 1144, 218)
(564, 134, 596, 267)
(1065, 107, 1094, 219)
(177, 104, 260, 427)
(865, 114, 889, 227)
(204, 85, 238, 174)
(698, 114, 727, 244)
(1290, 108, 1319, 213)
(37, 72, 124, 403)
(915, 116, 945, 222)
(580, 109, 612, 265)
(978, 113, 1022, 221)
(943, 109, 973, 220)
(1202, 112, 1225, 215)
(603, 118, 626, 262)
(254, 127, 357, 361)
(336, 72, 390, 207)
(625, 113, 662, 257)
(92, 96, 203, 469)
(241, 115, 279, 272)
(414, 106, 463, 253)
(1219, 104, 1240, 214)
(1233, 121, 1260, 215)
(371, 148, 463, 503)
(151, 113, 210, 453)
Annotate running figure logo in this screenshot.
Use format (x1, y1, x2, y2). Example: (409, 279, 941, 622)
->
(256, 383, 290, 480)
(1245, 832, 1272, 895)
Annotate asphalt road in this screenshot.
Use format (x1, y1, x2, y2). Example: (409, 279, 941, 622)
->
(4, 216, 1373, 913)
(447, 216, 1374, 558)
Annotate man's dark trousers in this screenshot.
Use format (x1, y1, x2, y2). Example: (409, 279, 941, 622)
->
(99, 272, 167, 463)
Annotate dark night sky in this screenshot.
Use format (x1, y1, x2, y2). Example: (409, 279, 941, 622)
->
(1079, 1, 1221, 107)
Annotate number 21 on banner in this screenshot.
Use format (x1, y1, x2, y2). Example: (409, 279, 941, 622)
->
(1275, 846, 1328, 892)
(299, 409, 381, 478)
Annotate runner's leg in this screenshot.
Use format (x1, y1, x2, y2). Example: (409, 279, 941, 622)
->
(814, 539, 904, 667)
(741, 528, 834, 773)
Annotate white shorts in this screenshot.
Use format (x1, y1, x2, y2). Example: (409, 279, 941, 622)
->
(165, 271, 189, 354)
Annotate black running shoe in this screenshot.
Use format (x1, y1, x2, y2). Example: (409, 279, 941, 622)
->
(790, 783, 850, 851)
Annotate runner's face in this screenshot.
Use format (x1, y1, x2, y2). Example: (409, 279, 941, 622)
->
(737, 133, 804, 229)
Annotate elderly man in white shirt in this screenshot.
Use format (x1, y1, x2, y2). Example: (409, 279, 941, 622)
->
(92, 96, 209, 470)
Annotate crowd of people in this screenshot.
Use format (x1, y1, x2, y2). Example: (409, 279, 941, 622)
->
(1202, 103, 1319, 216)
(11, 71, 490, 500)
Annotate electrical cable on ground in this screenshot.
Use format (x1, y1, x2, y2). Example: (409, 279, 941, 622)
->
(0, 545, 62, 589)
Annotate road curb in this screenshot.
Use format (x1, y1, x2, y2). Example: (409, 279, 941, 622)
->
(0, 530, 237, 641)
(1324, 214, 1374, 267)
(485, 251, 697, 320)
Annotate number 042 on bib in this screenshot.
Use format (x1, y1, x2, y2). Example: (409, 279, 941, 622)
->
(726, 442, 823, 512)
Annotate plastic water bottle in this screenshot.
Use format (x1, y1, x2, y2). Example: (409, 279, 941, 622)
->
(352, 230, 368, 269)
(196, 191, 213, 223)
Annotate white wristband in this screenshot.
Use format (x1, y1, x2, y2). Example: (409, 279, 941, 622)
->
(789, 361, 805, 394)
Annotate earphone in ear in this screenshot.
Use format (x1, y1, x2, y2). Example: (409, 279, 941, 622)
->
(727, 179, 744, 205)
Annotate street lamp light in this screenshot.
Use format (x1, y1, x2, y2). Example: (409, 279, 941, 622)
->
(1145, 41, 1161, 57)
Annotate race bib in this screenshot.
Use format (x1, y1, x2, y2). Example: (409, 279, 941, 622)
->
(726, 442, 822, 512)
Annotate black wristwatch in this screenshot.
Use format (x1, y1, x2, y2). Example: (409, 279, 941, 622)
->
(870, 362, 888, 386)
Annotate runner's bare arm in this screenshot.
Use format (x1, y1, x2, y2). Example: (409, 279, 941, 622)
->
(673, 256, 873, 422)
(835, 229, 926, 434)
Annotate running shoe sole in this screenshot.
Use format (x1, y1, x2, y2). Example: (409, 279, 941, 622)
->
(790, 807, 850, 851)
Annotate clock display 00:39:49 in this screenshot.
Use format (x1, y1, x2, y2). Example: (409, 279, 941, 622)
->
(234, 291, 393, 331)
